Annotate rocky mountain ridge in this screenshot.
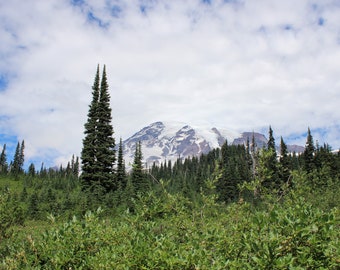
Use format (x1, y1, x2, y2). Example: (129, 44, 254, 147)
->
(122, 121, 304, 168)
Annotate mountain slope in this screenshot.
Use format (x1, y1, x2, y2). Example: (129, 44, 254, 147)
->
(123, 121, 304, 168)
(123, 121, 240, 166)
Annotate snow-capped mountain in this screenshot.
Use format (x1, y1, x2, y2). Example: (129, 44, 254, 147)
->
(123, 121, 238, 167)
(122, 121, 300, 168)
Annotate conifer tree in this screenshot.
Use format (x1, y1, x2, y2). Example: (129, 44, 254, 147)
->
(28, 192, 39, 219)
(39, 163, 47, 178)
(279, 136, 290, 184)
(28, 163, 36, 177)
(0, 144, 8, 174)
(81, 65, 116, 193)
(265, 126, 279, 188)
(131, 141, 148, 193)
(12, 140, 25, 176)
(216, 142, 251, 202)
(12, 142, 20, 174)
(81, 65, 100, 190)
(72, 155, 80, 178)
(268, 126, 276, 151)
(66, 162, 72, 177)
(19, 140, 25, 170)
(96, 65, 116, 191)
(117, 138, 127, 190)
(304, 127, 315, 173)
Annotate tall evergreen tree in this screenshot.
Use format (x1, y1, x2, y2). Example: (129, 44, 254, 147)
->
(12, 142, 20, 174)
(81, 65, 100, 190)
(268, 126, 275, 150)
(131, 141, 148, 193)
(0, 144, 8, 174)
(81, 65, 116, 193)
(12, 140, 25, 176)
(304, 127, 315, 173)
(117, 138, 127, 190)
(279, 137, 288, 160)
(19, 140, 25, 171)
(263, 126, 278, 188)
(279, 136, 290, 184)
(71, 155, 80, 178)
(96, 65, 116, 191)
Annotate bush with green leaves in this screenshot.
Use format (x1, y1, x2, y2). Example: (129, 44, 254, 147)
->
(1, 182, 339, 269)
(0, 190, 25, 240)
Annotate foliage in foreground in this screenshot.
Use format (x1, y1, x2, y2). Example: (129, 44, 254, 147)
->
(1, 179, 339, 270)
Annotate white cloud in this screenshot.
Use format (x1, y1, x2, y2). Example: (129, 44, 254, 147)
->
(1, 0, 340, 167)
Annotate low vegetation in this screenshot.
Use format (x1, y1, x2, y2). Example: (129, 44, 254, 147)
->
(0, 168, 339, 269)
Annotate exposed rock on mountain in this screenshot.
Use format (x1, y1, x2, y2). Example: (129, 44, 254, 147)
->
(122, 121, 304, 168)
(286, 145, 305, 153)
(232, 132, 268, 148)
(123, 121, 240, 167)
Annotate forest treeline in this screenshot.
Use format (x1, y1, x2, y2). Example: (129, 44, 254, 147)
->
(0, 65, 339, 268)
(1, 123, 339, 217)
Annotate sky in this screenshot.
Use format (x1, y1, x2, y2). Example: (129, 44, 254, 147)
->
(1, 0, 340, 168)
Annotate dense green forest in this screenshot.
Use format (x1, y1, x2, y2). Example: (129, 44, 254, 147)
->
(0, 66, 339, 268)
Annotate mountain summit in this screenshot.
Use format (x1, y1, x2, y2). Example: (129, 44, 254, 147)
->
(122, 121, 277, 167)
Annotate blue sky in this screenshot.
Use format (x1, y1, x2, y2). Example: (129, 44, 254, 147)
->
(0, 75, 8, 91)
(1, 0, 340, 168)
